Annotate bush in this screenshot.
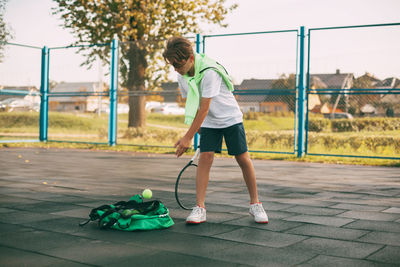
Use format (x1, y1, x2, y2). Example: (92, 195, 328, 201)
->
(331, 118, 400, 132)
(243, 112, 261, 120)
(309, 118, 331, 132)
(331, 119, 358, 132)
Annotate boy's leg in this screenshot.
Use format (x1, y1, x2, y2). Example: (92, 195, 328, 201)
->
(235, 151, 259, 204)
(196, 151, 214, 208)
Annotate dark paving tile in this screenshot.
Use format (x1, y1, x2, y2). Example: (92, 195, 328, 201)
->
(262, 201, 295, 211)
(168, 208, 245, 223)
(0, 210, 62, 224)
(367, 246, 400, 265)
(265, 210, 299, 220)
(223, 216, 303, 232)
(213, 227, 307, 248)
(169, 220, 242, 237)
(338, 211, 400, 222)
(42, 240, 155, 266)
(298, 254, 392, 267)
(0, 245, 90, 267)
(125, 230, 239, 256)
(329, 203, 388, 212)
(285, 224, 369, 240)
(344, 220, 400, 233)
(207, 243, 316, 267)
(358, 231, 400, 246)
(51, 207, 92, 219)
(0, 207, 18, 213)
(9, 201, 83, 214)
(289, 237, 383, 259)
(0, 222, 34, 235)
(0, 195, 42, 207)
(21, 217, 86, 235)
(382, 207, 400, 214)
(106, 250, 242, 267)
(0, 229, 96, 252)
(283, 205, 346, 216)
(284, 214, 354, 227)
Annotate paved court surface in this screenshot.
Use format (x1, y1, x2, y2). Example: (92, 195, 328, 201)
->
(0, 147, 399, 267)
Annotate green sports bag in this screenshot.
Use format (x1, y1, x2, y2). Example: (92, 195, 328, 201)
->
(79, 194, 174, 231)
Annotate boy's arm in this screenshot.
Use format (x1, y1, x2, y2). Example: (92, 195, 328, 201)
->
(175, 97, 211, 157)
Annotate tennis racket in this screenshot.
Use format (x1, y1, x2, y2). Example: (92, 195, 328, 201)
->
(175, 148, 200, 210)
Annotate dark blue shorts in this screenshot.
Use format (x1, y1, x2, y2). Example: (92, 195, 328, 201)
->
(199, 123, 248, 156)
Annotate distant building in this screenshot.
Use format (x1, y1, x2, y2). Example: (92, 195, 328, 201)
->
(49, 82, 108, 112)
(160, 82, 181, 103)
(235, 79, 278, 113)
(309, 69, 354, 89)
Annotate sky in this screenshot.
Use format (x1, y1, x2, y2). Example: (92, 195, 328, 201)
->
(1, 0, 400, 87)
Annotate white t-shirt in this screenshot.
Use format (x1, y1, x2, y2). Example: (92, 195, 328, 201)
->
(177, 69, 243, 128)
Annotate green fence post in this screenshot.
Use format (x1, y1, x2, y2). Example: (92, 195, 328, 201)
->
(39, 46, 49, 142)
(297, 26, 306, 157)
(108, 38, 119, 146)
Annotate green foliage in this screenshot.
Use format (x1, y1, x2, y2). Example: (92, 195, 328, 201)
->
(52, 0, 237, 127)
(243, 111, 260, 120)
(307, 117, 400, 132)
(52, 0, 237, 89)
(308, 118, 331, 132)
(331, 119, 358, 132)
(0, 0, 13, 62)
(332, 118, 400, 132)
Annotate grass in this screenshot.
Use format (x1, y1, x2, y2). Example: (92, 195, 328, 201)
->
(1, 111, 399, 166)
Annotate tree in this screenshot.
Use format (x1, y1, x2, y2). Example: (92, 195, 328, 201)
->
(0, 0, 13, 62)
(53, 0, 237, 127)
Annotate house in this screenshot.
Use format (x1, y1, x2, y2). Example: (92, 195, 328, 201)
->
(310, 69, 354, 90)
(375, 77, 400, 116)
(355, 76, 400, 116)
(49, 82, 108, 112)
(376, 77, 400, 90)
(235, 79, 292, 113)
(160, 82, 181, 103)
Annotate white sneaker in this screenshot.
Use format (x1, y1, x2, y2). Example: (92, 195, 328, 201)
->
(249, 203, 269, 224)
(186, 206, 206, 224)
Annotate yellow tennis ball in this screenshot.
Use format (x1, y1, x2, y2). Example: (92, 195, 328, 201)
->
(142, 189, 152, 199)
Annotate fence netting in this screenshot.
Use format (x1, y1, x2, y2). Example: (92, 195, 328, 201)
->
(306, 25, 400, 158)
(0, 43, 41, 142)
(47, 45, 110, 144)
(204, 32, 298, 153)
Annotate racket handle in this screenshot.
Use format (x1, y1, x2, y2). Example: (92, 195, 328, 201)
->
(191, 148, 200, 161)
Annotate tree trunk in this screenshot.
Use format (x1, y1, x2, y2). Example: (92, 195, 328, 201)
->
(128, 87, 146, 127)
(127, 41, 147, 128)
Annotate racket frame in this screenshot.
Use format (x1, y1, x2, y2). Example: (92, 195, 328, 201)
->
(175, 148, 200, 210)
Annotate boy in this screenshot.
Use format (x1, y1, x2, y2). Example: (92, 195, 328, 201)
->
(163, 36, 268, 224)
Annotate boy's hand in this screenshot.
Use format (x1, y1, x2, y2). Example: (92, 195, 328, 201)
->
(174, 136, 192, 157)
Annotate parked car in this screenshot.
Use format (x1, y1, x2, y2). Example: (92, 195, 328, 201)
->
(145, 101, 163, 111)
(324, 112, 353, 119)
(152, 103, 185, 115)
(117, 103, 129, 114)
(94, 104, 130, 114)
(0, 98, 37, 112)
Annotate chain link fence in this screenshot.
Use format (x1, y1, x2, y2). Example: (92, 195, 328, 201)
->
(0, 43, 41, 142)
(306, 24, 400, 159)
